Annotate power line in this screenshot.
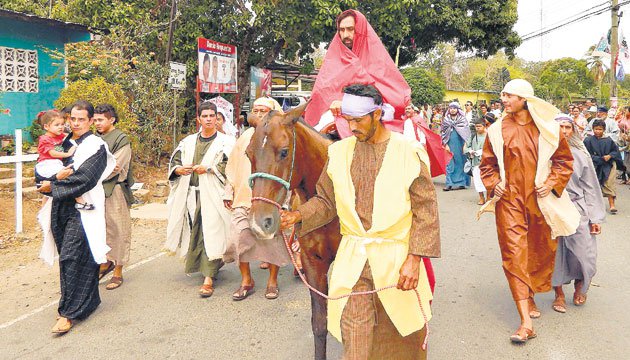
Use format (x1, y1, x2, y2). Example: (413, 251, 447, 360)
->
(519, 0, 610, 39)
(521, 0, 630, 42)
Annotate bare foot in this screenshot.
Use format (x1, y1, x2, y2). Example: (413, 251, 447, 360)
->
(528, 297, 541, 318)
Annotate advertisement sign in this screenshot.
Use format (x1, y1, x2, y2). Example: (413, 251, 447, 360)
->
(249, 66, 272, 104)
(198, 38, 238, 93)
(168, 62, 187, 90)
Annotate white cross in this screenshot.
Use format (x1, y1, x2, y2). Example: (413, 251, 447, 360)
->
(0, 129, 38, 233)
(262, 135, 267, 147)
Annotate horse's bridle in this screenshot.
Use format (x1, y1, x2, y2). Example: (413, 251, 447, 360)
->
(248, 126, 297, 209)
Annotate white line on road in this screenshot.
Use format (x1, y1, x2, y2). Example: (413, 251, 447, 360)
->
(0, 251, 166, 330)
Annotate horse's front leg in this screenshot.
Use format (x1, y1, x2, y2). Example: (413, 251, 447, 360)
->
(301, 250, 330, 360)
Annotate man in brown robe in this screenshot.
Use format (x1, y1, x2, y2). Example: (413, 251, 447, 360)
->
(94, 104, 133, 290)
(480, 79, 574, 343)
(282, 84, 440, 359)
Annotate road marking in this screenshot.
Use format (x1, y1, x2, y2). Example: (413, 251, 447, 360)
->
(0, 251, 166, 330)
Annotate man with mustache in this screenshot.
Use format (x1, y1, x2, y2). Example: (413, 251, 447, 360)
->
(282, 83, 440, 359)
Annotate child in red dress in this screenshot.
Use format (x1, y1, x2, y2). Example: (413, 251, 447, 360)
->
(36, 110, 93, 210)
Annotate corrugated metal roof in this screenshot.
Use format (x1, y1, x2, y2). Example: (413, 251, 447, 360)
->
(0, 8, 93, 33)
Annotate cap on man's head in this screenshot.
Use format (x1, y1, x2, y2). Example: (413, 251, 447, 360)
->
(587, 106, 598, 112)
(597, 106, 608, 113)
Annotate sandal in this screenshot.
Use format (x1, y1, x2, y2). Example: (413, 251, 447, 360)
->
(75, 202, 95, 210)
(552, 296, 566, 313)
(199, 283, 214, 298)
(265, 286, 279, 300)
(232, 283, 255, 301)
(98, 262, 115, 280)
(106, 276, 123, 290)
(510, 326, 537, 343)
(528, 298, 541, 319)
(610, 208, 618, 214)
(51, 318, 73, 334)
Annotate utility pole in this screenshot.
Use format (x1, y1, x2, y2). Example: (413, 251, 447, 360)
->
(165, 0, 177, 65)
(611, 0, 620, 102)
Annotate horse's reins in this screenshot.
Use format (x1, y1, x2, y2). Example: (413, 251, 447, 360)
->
(248, 126, 430, 351)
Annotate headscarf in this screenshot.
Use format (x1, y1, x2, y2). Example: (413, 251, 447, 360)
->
(483, 112, 497, 124)
(305, 9, 411, 130)
(253, 97, 283, 112)
(441, 102, 470, 144)
(554, 114, 588, 155)
(501, 79, 561, 145)
(217, 107, 237, 137)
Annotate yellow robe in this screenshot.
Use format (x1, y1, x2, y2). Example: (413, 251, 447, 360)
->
(326, 132, 433, 341)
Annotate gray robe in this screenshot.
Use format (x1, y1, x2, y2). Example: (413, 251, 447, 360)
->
(552, 148, 606, 292)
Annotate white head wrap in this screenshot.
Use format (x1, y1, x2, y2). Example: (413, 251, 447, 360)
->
(501, 79, 561, 145)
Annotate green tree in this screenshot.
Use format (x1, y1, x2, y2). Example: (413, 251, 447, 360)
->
(401, 67, 445, 105)
(537, 58, 594, 103)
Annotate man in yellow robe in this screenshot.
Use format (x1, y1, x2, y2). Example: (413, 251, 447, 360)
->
(282, 84, 440, 359)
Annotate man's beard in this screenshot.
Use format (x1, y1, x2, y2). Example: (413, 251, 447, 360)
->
(343, 39, 353, 49)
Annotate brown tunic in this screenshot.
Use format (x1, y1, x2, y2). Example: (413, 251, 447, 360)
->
(480, 114, 573, 300)
(297, 137, 440, 359)
(299, 140, 440, 257)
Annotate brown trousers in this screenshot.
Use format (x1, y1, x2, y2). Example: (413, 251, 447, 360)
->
(341, 263, 427, 360)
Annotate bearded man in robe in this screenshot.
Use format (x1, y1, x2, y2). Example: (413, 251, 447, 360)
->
(282, 83, 440, 359)
(479, 79, 579, 343)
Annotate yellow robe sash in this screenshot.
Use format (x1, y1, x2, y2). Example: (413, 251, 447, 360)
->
(326, 132, 433, 341)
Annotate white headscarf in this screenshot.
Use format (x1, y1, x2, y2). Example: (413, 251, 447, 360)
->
(501, 79, 561, 145)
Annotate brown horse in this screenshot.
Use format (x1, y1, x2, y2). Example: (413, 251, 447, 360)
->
(246, 104, 341, 360)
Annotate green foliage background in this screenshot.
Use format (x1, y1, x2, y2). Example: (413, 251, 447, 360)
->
(401, 68, 445, 105)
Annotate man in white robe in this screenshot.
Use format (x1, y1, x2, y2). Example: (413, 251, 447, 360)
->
(165, 101, 235, 297)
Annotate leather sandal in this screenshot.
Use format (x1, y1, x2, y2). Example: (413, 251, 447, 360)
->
(265, 286, 279, 300)
(552, 296, 566, 313)
(106, 276, 123, 290)
(98, 262, 115, 280)
(510, 326, 537, 343)
(51, 318, 73, 334)
(528, 298, 541, 318)
(199, 284, 214, 298)
(232, 283, 255, 301)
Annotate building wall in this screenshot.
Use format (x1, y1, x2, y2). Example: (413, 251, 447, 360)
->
(0, 17, 90, 139)
(444, 90, 497, 106)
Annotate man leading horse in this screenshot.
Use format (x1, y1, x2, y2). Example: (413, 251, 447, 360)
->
(282, 84, 440, 359)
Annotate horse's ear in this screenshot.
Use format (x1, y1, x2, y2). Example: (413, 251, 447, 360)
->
(281, 100, 310, 125)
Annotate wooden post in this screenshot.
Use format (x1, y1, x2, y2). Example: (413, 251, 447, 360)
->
(15, 129, 23, 233)
(611, 0, 620, 101)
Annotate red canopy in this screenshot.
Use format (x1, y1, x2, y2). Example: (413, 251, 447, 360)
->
(305, 10, 411, 127)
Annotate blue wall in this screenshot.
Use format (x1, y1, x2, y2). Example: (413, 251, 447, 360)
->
(0, 17, 90, 140)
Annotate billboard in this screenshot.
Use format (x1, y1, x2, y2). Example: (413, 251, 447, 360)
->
(197, 38, 237, 93)
(249, 66, 272, 104)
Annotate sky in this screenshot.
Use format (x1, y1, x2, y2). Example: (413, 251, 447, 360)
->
(515, 0, 630, 62)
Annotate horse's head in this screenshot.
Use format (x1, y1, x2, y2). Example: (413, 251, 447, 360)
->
(246, 103, 307, 240)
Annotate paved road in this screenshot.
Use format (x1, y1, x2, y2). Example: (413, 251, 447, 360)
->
(2, 178, 630, 359)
